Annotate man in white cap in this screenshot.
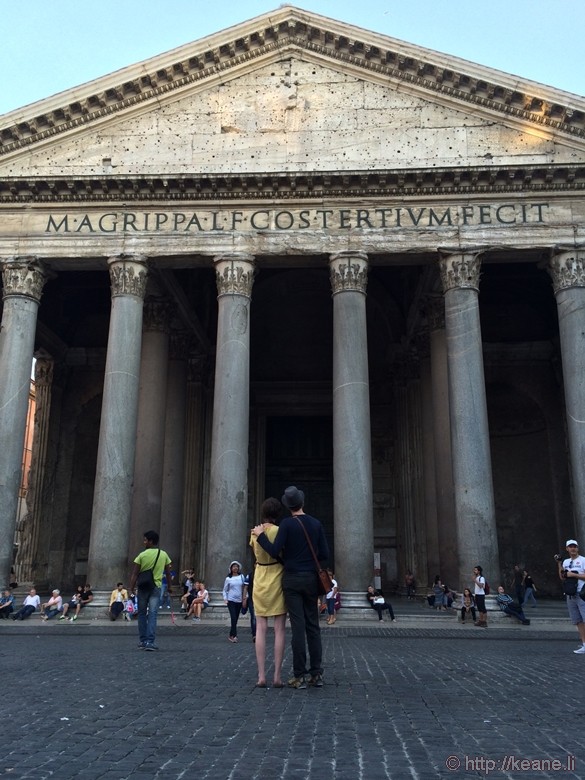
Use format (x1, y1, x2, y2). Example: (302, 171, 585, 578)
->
(556, 539, 585, 653)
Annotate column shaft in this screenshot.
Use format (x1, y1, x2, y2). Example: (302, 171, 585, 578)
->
(128, 297, 172, 557)
(160, 333, 189, 568)
(439, 252, 500, 589)
(548, 249, 585, 541)
(330, 251, 374, 592)
(87, 256, 147, 591)
(0, 258, 48, 588)
(205, 255, 255, 589)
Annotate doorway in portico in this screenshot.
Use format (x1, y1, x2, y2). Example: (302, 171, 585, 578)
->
(264, 415, 334, 564)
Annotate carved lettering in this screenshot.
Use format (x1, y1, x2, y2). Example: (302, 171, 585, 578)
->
(40, 203, 550, 235)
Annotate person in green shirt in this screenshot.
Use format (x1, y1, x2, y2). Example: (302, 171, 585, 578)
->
(129, 530, 172, 651)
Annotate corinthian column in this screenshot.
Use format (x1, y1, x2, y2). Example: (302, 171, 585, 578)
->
(0, 257, 49, 588)
(548, 247, 585, 541)
(87, 255, 148, 593)
(438, 251, 499, 589)
(329, 251, 374, 595)
(205, 254, 255, 589)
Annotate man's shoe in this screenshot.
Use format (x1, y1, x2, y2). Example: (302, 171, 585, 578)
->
(287, 676, 307, 689)
(308, 674, 324, 687)
(192, 617, 201, 622)
(71, 615, 77, 621)
(143, 643, 155, 652)
(573, 645, 585, 654)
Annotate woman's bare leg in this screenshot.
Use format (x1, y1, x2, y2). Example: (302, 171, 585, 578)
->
(255, 615, 268, 685)
(273, 613, 286, 685)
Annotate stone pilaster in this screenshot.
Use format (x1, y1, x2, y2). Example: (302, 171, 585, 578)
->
(182, 352, 211, 578)
(0, 257, 49, 589)
(205, 254, 255, 590)
(425, 294, 458, 586)
(87, 255, 148, 594)
(548, 247, 585, 543)
(438, 251, 500, 590)
(160, 331, 190, 570)
(128, 296, 173, 558)
(14, 354, 54, 584)
(329, 251, 374, 593)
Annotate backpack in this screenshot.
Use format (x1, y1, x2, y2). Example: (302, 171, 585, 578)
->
(484, 581, 490, 595)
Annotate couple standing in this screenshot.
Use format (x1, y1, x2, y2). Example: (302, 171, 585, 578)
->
(251, 486, 329, 689)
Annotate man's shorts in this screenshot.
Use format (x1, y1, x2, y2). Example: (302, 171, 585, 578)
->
(566, 595, 585, 624)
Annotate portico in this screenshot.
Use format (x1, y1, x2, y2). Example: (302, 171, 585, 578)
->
(1, 7, 584, 601)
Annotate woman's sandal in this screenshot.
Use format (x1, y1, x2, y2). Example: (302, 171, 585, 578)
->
(255, 682, 267, 688)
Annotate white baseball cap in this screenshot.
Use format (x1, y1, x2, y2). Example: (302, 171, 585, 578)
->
(566, 539, 579, 547)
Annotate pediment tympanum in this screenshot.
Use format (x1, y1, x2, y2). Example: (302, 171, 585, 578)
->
(1, 6, 584, 183)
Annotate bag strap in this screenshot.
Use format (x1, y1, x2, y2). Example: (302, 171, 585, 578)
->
(295, 516, 322, 573)
(148, 549, 161, 571)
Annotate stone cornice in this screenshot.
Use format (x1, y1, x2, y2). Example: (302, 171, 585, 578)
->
(1, 11, 584, 156)
(1, 164, 584, 204)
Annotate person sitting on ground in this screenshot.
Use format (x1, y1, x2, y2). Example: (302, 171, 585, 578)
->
(41, 589, 63, 621)
(366, 585, 396, 622)
(11, 588, 41, 620)
(61, 583, 93, 621)
(109, 582, 129, 621)
(180, 578, 199, 613)
(60, 585, 84, 620)
(0, 588, 15, 619)
(186, 580, 209, 622)
(460, 588, 476, 623)
(495, 585, 530, 625)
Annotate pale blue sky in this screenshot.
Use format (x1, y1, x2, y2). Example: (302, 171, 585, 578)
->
(1, 0, 583, 116)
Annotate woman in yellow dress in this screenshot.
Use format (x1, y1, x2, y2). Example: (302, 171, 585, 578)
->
(249, 497, 287, 688)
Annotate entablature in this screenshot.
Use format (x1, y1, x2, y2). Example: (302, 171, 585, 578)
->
(1, 164, 585, 203)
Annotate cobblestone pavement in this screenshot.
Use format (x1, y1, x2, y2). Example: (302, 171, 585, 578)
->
(0, 619, 583, 779)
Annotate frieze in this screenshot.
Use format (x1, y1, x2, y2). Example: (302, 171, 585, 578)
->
(1, 9, 583, 156)
(39, 202, 550, 236)
(548, 250, 585, 293)
(1, 257, 48, 302)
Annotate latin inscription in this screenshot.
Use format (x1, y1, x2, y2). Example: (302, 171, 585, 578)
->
(45, 203, 549, 234)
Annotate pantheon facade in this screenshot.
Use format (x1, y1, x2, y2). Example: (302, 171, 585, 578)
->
(1, 7, 584, 602)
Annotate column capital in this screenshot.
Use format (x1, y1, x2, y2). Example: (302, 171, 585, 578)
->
(214, 254, 255, 298)
(437, 251, 483, 293)
(548, 247, 585, 294)
(143, 296, 174, 333)
(1, 256, 49, 303)
(424, 294, 445, 331)
(107, 254, 148, 299)
(329, 251, 369, 294)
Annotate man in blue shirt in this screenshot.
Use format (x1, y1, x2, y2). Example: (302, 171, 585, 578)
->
(252, 486, 329, 689)
(0, 588, 15, 618)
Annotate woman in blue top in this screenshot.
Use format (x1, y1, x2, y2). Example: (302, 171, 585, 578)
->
(222, 561, 248, 643)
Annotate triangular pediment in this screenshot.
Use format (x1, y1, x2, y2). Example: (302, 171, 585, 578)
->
(1, 5, 585, 196)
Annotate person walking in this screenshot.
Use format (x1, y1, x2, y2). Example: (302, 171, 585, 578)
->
(129, 530, 172, 651)
(222, 561, 247, 643)
(252, 485, 329, 689)
(249, 497, 287, 687)
(522, 570, 538, 607)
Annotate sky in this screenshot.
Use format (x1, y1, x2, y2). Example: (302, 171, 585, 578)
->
(1, 0, 584, 116)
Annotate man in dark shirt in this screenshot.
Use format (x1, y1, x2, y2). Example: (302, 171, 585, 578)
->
(252, 485, 329, 689)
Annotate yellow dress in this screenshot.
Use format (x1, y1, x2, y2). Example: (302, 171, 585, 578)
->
(249, 524, 286, 617)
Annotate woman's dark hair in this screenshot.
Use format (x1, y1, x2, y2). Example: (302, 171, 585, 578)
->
(261, 497, 282, 522)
